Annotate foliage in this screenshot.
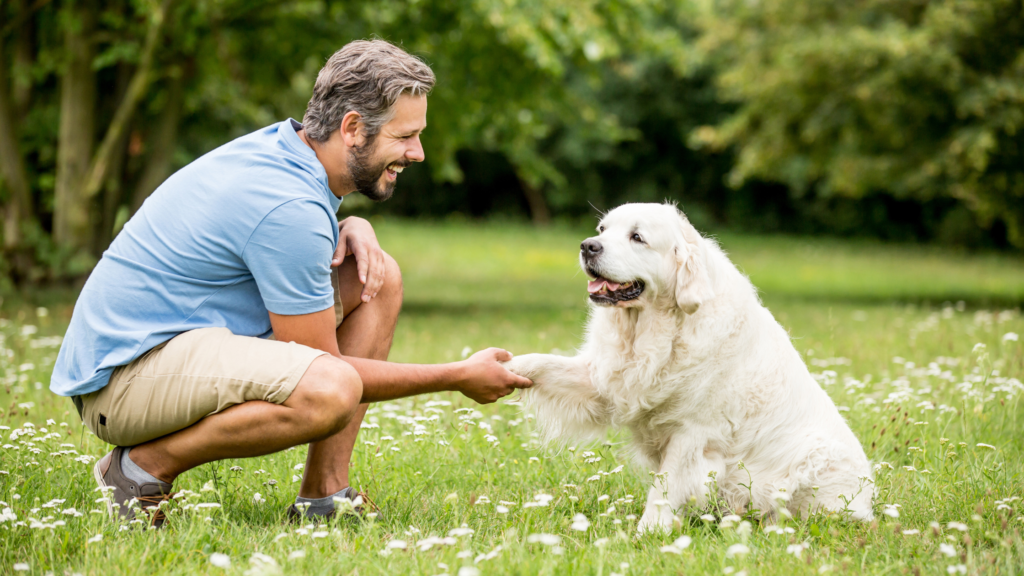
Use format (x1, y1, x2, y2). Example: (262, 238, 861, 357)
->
(692, 0, 1024, 247)
(1, 222, 1023, 574)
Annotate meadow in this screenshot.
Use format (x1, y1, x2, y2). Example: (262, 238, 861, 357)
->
(1, 219, 1023, 575)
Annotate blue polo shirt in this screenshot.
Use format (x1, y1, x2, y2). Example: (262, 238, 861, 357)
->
(50, 119, 342, 397)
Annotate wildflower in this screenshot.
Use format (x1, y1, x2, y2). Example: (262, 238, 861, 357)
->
(253, 493, 265, 504)
(787, 542, 810, 558)
(444, 492, 459, 503)
(87, 534, 102, 544)
(720, 514, 742, 528)
(947, 522, 968, 532)
(474, 496, 491, 505)
(248, 553, 279, 575)
(386, 539, 408, 550)
(458, 568, 480, 576)
(526, 533, 562, 546)
(700, 514, 716, 523)
(1004, 332, 1019, 342)
(13, 564, 29, 572)
(660, 536, 692, 554)
(496, 505, 509, 514)
(210, 553, 231, 568)
(571, 514, 590, 531)
(593, 537, 610, 547)
(726, 543, 750, 558)
(288, 550, 306, 560)
(976, 443, 996, 450)
(947, 565, 967, 574)
(883, 505, 900, 518)
(474, 545, 503, 563)
(449, 527, 474, 537)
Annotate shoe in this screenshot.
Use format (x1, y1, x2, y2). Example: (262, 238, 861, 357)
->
(285, 486, 377, 522)
(93, 446, 174, 528)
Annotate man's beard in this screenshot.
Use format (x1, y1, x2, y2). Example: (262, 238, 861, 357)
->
(348, 138, 407, 202)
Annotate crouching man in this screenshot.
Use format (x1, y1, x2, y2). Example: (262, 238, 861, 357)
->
(50, 39, 531, 527)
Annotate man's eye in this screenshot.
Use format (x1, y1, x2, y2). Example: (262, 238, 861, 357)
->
(631, 233, 644, 243)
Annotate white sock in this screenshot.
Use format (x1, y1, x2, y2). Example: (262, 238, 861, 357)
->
(120, 448, 164, 485)
(295, 487, 352, 517)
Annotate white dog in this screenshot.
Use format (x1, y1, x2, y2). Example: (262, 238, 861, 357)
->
(503, 203, 873, 534)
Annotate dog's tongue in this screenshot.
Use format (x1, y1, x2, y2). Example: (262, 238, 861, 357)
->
(587, 279, 621, 294)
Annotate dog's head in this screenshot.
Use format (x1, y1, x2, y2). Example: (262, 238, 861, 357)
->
(580, 203, 714, 313)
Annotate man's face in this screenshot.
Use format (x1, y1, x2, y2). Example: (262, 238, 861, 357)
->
(348, 94, 427, 202)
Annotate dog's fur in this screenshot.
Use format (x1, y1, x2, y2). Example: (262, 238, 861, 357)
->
(503, 203, 873, 533)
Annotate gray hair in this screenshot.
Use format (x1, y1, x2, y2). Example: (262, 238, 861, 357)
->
(302, 40, 435, 143)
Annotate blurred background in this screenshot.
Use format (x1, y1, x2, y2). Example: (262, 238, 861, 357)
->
(0, 0, 1022, 286)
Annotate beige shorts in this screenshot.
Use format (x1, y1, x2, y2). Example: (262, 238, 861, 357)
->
(79, 269, 345, 447)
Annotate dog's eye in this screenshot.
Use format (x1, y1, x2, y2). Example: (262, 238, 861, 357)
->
(631, 233, 644, 243)
(598, 225, 605, 233)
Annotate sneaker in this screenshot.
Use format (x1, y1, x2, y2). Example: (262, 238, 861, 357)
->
(93, 446, 174, 528)
(285, 486, 377, 522)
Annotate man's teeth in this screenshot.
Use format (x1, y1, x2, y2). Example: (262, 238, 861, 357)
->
(387, 164, 404, 173)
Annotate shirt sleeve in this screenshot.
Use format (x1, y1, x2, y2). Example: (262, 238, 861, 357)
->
(242, 199, 336, 315)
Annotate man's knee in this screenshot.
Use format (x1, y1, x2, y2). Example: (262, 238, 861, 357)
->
(289, 356, 363, 438)
(379, 251, 403, 304)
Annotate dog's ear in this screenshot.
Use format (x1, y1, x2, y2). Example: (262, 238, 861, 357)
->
(674, 218, 714, 314)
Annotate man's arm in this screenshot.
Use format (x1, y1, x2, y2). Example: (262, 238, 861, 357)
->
(270, 307, 531, 404)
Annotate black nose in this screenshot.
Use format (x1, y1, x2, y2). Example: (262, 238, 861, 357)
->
(580, 239, 603, 257)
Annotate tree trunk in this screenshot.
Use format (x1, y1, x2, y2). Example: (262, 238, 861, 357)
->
(517, 172, 552, 226)
(131, 67, 185, 213)
(0, 35, 35, 250)
(80, 0, 172, 202)
(93, 63, 133, 255)
(53, 0, 96, 251)
(12, 0, 35, 117)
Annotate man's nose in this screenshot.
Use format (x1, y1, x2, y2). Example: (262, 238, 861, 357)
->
(406, 135, 425, 163)
(580, 239, 603, 257)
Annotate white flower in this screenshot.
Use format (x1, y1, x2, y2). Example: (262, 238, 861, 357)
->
(526, 533, 562, 546)
(386, 539, 408, 550)
(444, 492, 459, 503)
(976, 443, 996, 450)
(660, 536, 692, 554)
(311, 531, 328, 539)
(902, 529, 920, 535)
(593, 537, 610, 547)
(87, 534, 103, 544)
(719, 514, 742, 528)
(939, 543, 957, 557)
(787, 542, 810, 558)
(210, 553, 231, 568)
(699, 514, 716, 523)
(496, 505, 509, 514)
(1004, 332, 1019, 342)
(570, 514, 590, 531)
(474, 496, 491, 505)
(947, 565, 967, 574)
(288, 550, 306, 560)
(13, 564, 29, 572)
(253, 493, 265, 504)
(457, 568, 480, 576)
(248, 553, 280, 575)
(448, 527, 474, 537)
(725, 543, 750, 558)
(883, 505, 900, 518)
(947, 522, 968, 532)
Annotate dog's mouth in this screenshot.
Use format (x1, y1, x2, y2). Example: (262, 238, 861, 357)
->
(586, 273, 645, 305)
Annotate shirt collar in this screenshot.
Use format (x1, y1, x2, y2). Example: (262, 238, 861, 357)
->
(281, 118, 343, 213)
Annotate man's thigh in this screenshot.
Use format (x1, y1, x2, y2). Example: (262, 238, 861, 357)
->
(80, 327, 325, 447)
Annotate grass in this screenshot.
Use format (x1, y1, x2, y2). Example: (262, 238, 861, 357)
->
(1, 219, 1023, 575)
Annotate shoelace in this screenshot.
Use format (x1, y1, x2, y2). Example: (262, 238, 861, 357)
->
(137, 492, 177, 526)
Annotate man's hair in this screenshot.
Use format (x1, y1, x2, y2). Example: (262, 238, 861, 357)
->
(302, 39, 435, 143)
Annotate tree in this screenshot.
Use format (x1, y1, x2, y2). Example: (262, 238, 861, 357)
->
(692, 0, 1024, 247)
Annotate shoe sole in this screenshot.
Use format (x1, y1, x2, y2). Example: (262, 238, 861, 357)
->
(92, 457, 115, 519)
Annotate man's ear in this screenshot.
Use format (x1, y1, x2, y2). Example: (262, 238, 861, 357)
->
(339, 110, 364, 147)
(674, 222, 714, 314)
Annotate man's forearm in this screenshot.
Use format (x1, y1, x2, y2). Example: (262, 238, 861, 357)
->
(335, 355, 464, 403)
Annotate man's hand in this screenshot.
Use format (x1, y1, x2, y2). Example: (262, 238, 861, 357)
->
(454, 348, 533, 404)
(334, 216, 385, 303)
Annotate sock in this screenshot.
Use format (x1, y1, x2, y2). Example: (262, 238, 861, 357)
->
(120, 448, 164, 485)
(295, 487, 352, 517)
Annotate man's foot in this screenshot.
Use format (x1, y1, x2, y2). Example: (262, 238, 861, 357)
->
(286, 486, 375, 522)
(93, 446, 174, 528)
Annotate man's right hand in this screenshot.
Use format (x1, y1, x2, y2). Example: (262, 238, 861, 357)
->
(454, 348, 533, 404)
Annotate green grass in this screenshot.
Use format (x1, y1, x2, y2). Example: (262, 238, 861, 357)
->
(1, 220, 1023, 575)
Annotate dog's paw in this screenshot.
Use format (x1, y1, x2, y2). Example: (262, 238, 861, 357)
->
(500, 354, 546, 380)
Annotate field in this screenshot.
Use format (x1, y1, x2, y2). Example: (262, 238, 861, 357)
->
(1, 219, 1023, 575)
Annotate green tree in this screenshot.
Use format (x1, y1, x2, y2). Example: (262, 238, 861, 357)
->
(692, 0, 1024, 247)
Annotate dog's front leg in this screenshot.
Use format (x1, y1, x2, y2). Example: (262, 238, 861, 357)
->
(503, 353, 610, 444)
(637, 433, 726, 535)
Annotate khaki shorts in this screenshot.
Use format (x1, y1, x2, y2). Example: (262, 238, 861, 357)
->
(79, 269, 345, 447)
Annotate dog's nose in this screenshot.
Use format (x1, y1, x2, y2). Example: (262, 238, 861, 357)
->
(580, 239, 603, 257)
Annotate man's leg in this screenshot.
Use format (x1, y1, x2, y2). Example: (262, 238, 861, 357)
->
(298, 252, 402, 498)
(126, 354, 364, 483)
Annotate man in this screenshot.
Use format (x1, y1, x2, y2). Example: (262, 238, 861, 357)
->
(50, 39, 532, 526)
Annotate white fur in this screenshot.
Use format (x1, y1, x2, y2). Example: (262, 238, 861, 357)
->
(504, 203, 873, 534)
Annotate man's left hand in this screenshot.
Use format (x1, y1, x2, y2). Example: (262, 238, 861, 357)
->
(334, 216, 385, 303)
